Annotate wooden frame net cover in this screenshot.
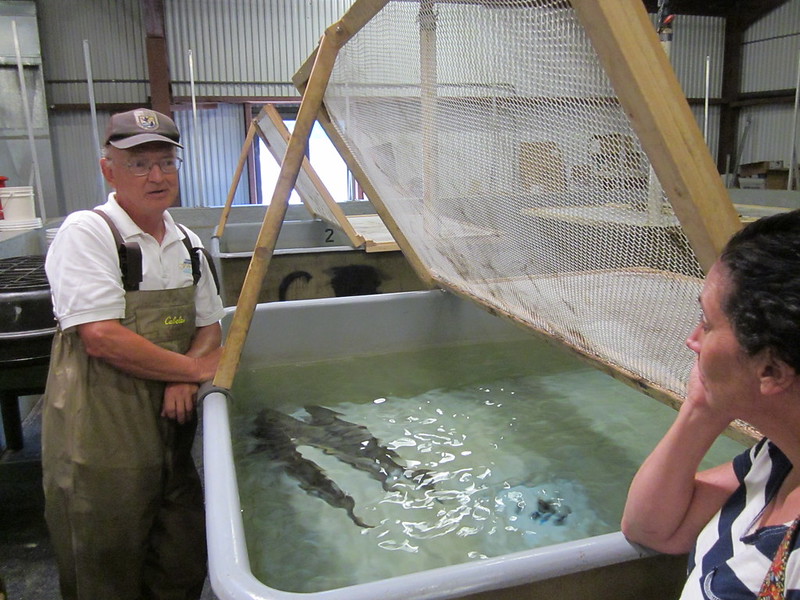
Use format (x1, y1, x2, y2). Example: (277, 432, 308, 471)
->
(217, 0, 752, 441)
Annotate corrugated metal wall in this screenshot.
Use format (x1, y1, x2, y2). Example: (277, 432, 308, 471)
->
(743, 0, 800, 92)
(167, 0, 353, 98)
(0, 1, 60, 217)
(49, 110, 108, 215)
(38, 0, 149, 106)
(49, 104, 252, 214)
(39, 0, 353, 106)
(660, 14, 726, 165)
(174, 103, 251, 208)
(738, 0, 800, 165)
(738, 104, 799, 167)
(668, 15, 725, 100)
(36, 1, 800, 214)
(43, 0, 352, 213)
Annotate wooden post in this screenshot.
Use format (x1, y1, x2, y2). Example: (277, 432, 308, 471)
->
(571, 0, 741, 273)
(291, 0, 435, 288)
(213, 24, 349, 391)
(293, 0, 389, 88)
(312, 105, 435, 285)
(140, 0, 172, 116)
(256, 105, 364, 244)
(214, 117, 259, 239)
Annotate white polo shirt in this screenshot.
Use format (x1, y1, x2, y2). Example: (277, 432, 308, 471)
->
(46, 193, 225, 331)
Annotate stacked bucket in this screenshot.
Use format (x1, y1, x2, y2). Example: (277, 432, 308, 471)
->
(0, 181, 42, 232)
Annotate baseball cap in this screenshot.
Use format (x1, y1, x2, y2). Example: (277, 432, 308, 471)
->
(104, 108, 182, 149)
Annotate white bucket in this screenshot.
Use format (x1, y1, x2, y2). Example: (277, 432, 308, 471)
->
(0, 186, 37, 221)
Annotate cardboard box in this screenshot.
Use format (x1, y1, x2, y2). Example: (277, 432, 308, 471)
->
(765, 169, 789, 190)
(739, 177, 766, 190)
(738, 161, 797, 190)
(739, 161, 783, 178)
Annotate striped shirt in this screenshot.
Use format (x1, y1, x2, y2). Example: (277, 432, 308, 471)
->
(681, 439, 800, 599)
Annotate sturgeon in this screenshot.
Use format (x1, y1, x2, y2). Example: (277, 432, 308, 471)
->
(250, 405, 433, 528)
(251, 407, 372, 528)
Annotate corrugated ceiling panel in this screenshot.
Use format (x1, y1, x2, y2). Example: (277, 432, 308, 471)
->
(37, 0, 149, 105)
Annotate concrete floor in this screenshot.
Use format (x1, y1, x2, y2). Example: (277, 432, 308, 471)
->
(0, 398, 219, 600)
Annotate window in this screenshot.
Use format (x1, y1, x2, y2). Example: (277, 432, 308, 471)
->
(256, 116, 360, 205)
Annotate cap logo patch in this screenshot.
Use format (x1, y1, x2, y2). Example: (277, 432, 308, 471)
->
(134, 110, 159, 131)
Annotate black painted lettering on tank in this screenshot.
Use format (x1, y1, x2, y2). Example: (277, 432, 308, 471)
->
(329, 265, 382, 297)
(278, 271, 313, 301)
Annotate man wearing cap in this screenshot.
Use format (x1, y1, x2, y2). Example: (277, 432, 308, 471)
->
(42, 108, 224, 599)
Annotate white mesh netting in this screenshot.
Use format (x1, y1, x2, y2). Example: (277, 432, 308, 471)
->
(321, 0, 707, 400)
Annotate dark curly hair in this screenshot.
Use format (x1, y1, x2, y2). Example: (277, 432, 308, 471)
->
(720, 209, 800, 372)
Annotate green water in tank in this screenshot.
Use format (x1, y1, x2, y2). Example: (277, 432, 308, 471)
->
(228, 338, 744, 593)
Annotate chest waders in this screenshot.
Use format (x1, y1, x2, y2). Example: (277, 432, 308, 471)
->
(42, 216, 209, 600)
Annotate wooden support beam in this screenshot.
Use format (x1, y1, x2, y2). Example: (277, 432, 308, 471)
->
(717, 13, 745, 176)
(314, 104, 432, 275)
(571, 0, 742, 273)
(214, 117, 258, 238)
(140, 0, 172, 115)
(213, 23, 350, 391)
(255, 105, 368, 246)
(293, 0, 388, 90)
(292, 0, 434, 287)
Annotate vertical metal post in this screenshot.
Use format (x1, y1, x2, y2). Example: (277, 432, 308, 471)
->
(11, 20, 45, 220)
(189, 49, 206, 207)
(83, 40, 105, 204)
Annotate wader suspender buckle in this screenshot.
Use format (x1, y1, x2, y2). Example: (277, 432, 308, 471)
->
(92, 209, 142, 291)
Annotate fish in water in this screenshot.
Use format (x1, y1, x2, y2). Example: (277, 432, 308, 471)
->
(251, 408, 372, 528)
(300, 406, 433, 491)
(250, 406, 433, 528)
(529, 497, 572, 525)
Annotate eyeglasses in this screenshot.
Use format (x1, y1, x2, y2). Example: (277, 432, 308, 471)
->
(123, 156, 183, 177)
